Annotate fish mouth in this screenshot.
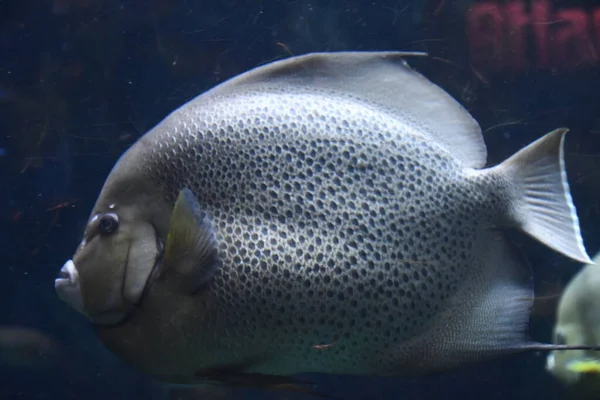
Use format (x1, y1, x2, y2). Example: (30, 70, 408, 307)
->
(55, 260, 129, 325)
(54, 260, 85, 316)
(546, 352, 556, 372)
(57, 269, 71, 280)
(55, 237, 163, 325)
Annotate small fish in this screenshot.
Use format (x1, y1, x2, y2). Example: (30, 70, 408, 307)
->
(546, 251, 600, 385)
(166, 359, 340, 399)
(0, 326, 59, 367)
(166, 385, 231, 400)
(195, 368, 340, 399)
(56, 51, 598, 396)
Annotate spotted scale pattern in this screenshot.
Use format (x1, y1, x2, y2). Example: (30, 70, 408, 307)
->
(138, 90, 505, 375)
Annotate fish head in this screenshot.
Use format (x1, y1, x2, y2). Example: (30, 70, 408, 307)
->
(55, 170, 170, 325)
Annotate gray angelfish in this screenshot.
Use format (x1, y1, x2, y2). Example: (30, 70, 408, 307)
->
(55, 52, 598, 393)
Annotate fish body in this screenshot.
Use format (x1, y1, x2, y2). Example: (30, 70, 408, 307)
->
(546, 251, 600, 386)
(55, 52, 593, 386)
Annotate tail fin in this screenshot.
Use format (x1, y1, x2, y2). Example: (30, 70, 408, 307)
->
(497, 128, 593, 264)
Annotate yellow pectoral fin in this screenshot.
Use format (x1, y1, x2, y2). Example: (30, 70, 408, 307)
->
(566, 359, 600, 374)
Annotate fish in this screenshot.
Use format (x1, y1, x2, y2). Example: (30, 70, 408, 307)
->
(166, 376, 339, 400)
(166, 385, 232, 400)
(55, 51, 599, 393)
(0, 326, 59, 367)
(546, 251, 600, 386)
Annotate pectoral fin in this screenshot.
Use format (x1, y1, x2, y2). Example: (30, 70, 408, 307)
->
(160, 188, 221, 295)
(567, 358, 600, 374)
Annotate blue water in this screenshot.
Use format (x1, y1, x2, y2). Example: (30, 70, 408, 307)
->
(1, 1, 599, 399)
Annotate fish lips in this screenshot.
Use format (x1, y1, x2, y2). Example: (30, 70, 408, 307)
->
(55, 260, 85, 316)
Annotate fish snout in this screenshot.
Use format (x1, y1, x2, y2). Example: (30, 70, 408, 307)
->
(55, 259, 133, 325)
(546, 352, 556, 372)
(546, 351, 583, 385)
(54, 260, 85, 316)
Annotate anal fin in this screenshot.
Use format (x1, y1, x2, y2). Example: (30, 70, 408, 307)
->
(386, 231, 536, 375)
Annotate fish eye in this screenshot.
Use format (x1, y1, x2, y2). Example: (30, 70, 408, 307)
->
(98, 213, 119, 235)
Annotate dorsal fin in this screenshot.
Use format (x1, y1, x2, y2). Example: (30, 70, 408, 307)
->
(199, 51, 486, 168)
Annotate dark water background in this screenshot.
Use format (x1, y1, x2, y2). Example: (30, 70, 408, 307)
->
(1, 0, 600, 399)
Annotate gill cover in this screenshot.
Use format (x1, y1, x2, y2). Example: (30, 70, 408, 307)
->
(56, 209, 160, 325)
